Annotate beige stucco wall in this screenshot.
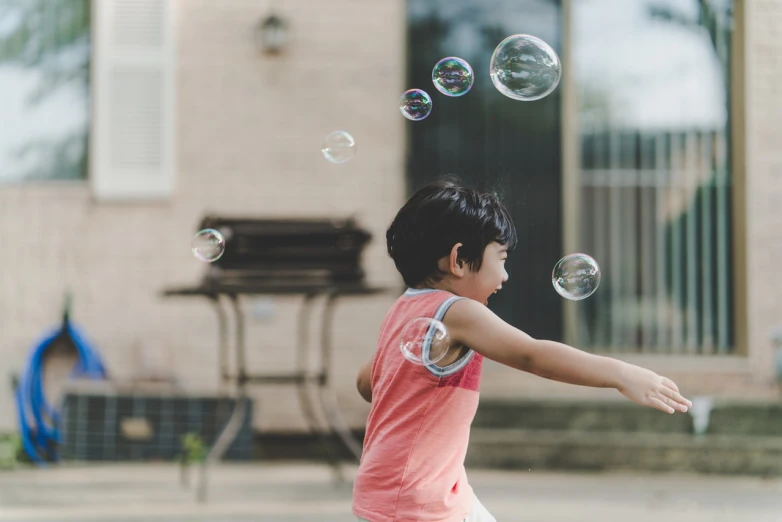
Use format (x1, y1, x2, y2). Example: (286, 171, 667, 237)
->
(2, 0, 781, 436)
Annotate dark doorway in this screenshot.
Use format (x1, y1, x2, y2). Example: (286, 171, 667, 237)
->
(406, 0, 564, 340)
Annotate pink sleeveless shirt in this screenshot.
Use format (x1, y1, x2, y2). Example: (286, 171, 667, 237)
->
(352, 288, 484, 522)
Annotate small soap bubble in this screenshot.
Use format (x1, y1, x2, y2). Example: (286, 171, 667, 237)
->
(322, 131, 356, 164)
(192, 229, 225, 263)
(432, 57, 474, 97)
(552, 253, 601, 301)
(399, 317, 451, 365)
(489, 34, 561, 101)
(399, 89, 433, 121)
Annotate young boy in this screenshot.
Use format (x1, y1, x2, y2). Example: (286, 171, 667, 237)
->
(352, 178, 691, 522)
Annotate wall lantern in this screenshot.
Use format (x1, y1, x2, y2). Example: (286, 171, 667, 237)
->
(255, 13, 288, 55)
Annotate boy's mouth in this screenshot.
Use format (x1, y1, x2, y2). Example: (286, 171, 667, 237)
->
(484, 290, 499, 306)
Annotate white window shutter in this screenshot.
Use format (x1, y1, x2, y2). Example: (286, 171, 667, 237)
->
(90, 0, 176, 201)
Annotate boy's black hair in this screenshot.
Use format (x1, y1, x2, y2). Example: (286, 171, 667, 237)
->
(386, 176, 517, 288)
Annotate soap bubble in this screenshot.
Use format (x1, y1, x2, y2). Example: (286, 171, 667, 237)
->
(432, 57, 474, 97)
(399, 89, 433, 121)
(322, 131, 356, 164)
(489, 34, 561, 101)
(552, 253, 601, 301)
(192, 229, 225, 263)
(399, 317, 451, 365)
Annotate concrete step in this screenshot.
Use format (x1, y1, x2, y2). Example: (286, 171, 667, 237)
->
(474, 399, 694, 433)
(466, 428, 782, 476)
(474, 398, 782, 436)
(467, 399, 782, 476)
(704, 401, 782, 436)
(252, 399, 782, 476)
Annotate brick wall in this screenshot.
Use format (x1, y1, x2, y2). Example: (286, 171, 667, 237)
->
(744, 0, 782, 384)
(0, 0, 406, 432)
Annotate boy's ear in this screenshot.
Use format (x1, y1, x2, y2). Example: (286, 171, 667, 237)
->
(449, 243, 466, 277)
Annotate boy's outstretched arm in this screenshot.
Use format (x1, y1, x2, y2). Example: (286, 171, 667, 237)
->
(444, 299, 692, 414)
(356, 359, 373, 403)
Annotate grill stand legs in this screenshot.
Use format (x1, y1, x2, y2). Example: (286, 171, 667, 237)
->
(193, 292, 364, 503)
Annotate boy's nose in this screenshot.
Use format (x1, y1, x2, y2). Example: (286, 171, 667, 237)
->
(502, 268, 509, 282)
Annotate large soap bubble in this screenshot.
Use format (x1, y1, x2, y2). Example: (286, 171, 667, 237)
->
(489, 34, 561, 101)
(552, 253, 601, 301)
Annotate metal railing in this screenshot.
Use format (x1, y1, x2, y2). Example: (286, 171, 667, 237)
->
(576, 128, 733, 354)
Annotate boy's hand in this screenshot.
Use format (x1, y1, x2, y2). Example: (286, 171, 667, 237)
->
(617, 364, 692, 414)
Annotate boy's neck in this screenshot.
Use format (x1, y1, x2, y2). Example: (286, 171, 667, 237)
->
(414, 279, 459, 295)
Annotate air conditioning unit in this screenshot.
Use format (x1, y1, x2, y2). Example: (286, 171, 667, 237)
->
(60, 385, 253, 462)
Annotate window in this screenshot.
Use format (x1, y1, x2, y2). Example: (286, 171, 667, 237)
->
(569, 0, 735, 354)
(0, 0, 175, 199)
(0, 0, 91, 182)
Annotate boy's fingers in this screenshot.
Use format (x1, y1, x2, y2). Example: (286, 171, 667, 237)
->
(661, 377, 680, 393)
(660, 377, 693, 409)
(650, 397, 675, 414)
(659, 387, 691, 410)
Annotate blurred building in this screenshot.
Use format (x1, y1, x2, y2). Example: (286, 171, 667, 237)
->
(0, 0, 779, 440)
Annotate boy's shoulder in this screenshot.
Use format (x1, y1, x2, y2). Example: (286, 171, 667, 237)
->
(380, 289, 468, 339)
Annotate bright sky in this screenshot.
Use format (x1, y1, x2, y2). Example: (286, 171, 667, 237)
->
(573, 0, 728, 130)
(0, 65, 88, 180)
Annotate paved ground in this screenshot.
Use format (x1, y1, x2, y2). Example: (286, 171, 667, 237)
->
(0, 462, 781, 522)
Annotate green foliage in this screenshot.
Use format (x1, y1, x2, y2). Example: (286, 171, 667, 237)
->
(0, 0, 91, 102)
(0, 0, 90, 63)
(0, 433, 22, 470)
(180, 433, 207, 464)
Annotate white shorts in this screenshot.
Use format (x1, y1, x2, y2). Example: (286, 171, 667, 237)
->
(356, 491, 497, 522)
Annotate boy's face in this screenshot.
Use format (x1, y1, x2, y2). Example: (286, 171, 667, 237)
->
(464, 242, 509, 306)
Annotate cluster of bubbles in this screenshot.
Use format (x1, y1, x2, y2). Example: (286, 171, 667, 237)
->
(399, 33, 561, 125)
(313, 33, 561, 171)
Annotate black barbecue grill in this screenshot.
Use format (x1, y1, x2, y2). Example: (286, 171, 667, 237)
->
(199, 216, 372, 287)
(162, 216, 388, 502)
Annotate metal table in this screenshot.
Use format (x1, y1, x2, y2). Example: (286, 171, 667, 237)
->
(162, 282, 386, 502)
